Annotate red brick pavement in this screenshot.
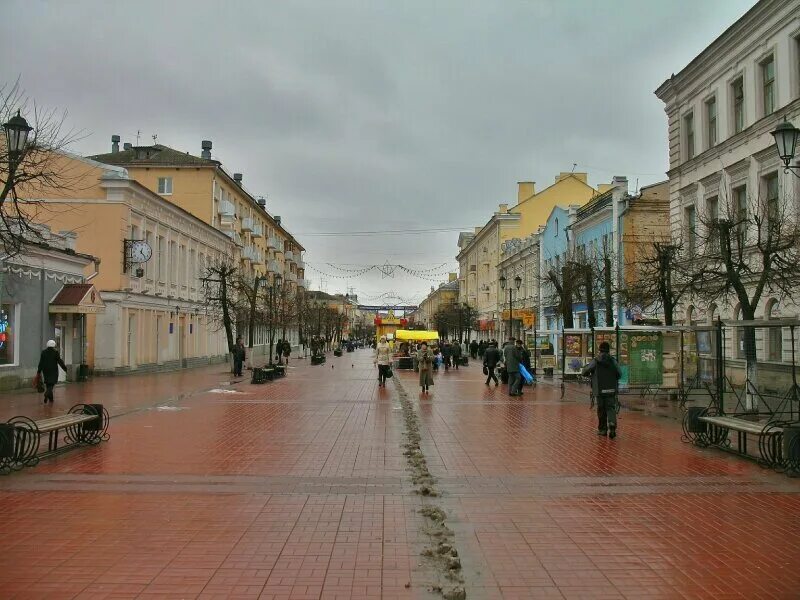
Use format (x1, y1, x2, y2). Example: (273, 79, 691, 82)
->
(0, 352, 798, 599)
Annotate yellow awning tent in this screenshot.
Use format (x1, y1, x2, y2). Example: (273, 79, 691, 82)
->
(395, 329, 439, 341)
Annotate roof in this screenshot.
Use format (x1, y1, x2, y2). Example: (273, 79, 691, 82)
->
(49, 283, 105, 314)
(88, 144, 219, 167)
(575, 188, 613, 220)
(439, 280, 459, 291)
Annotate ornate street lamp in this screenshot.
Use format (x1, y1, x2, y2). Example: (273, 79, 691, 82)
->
(500, 275, 522, 339)
(3, 110, 32, 162)
(771, 119, 800, 178)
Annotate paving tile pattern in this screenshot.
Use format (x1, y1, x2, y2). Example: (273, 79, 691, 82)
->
(1, 353, 799, 598)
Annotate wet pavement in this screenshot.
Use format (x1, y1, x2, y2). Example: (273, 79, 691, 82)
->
(1, 352, 799, 599)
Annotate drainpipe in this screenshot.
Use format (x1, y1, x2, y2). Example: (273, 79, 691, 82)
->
(81, 258, 100, 374)
(85, 257, 101, 282)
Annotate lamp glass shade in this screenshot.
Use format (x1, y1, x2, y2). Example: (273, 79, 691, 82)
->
(274, 274, 282, 286)
(3, 110, 32, 156)
(514, 275, 522, 290)
(771, 120, 800, 164)
(499, 276, 507, 289)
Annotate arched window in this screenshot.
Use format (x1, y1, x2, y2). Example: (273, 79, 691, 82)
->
(686, 305, 696, 326)
(766, 298, 782, 361)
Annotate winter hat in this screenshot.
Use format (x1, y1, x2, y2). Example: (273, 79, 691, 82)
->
(46, 340, 56, 348)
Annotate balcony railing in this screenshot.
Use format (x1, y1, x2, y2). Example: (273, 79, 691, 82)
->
(271, 237, 284, 254)
(284, 271, 297, 283)
(285, 250, 295, 262)
(251, 222, 264, 238)
(267, 259, 280, 274)
(266, 236, 278, 250)
(225, 230, 244, 247)
(241, 217, 254, 232)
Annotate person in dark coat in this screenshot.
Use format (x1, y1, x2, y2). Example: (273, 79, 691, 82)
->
(582, 341, 623, 438)
(470, 339, 479, 359)
(451, 340, 462, 369)
(37, 340, 67, 404)
(503, 338, 522, 396)
(232, 337, 246, 376)
(520, 343, 533, 384)
(477, 340, 486, 359)
(442, 340, 452, 371)
(483, 341, 501, 386)
(282, 340, 291, 364)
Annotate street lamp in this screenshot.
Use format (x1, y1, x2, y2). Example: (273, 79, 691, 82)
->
(499, 275, 523, 339)
(4, 110, 32, 163)
(771, 119, 800, 178)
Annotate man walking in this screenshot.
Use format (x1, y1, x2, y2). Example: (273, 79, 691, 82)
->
(442, 340, 452, 371)
(470, 339, 478, 360)
(232, 337, 246, 377)
(503, 337, 522, 396)
(483, 341, 500, 386)
(37, 340, 67, 404)
(451, 339, 462, 369)
(582, 341, 622, 438)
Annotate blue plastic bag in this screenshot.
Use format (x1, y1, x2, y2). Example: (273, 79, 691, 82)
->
(519, 363, 534, 384)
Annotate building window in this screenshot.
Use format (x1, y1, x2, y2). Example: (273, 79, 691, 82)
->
(762, 55, 775, 117)
(170, 242, 178, 283)
(0, 304, 16, 365)
(706, 97, 717, 148)
(734, 186, 747, 242)
(685, 205, 696, 257)
(684, 112, 695, 160)
(157, 236, 166, 282)
(764, 172, 779, 227)
(157, 177, 173, 195)
(732, 77, 745, 134)
(145, 231, 154, 280)
(767, 299, 782, 361)
(706, 196, 719, 251)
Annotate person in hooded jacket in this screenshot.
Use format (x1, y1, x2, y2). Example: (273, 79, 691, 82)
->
(582, 341, 623, 438)
(37, 339, 67, 404)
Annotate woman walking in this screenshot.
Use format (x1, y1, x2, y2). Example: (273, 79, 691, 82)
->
(417, 342, 434, 394)
(374, 335, 392, 387)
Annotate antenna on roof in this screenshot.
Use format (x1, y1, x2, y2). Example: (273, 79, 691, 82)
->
(571, 163, 577, 173)
(152, 134, 158, 144)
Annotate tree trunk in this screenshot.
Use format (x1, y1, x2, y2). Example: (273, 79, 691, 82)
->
(584, 267, 596, 329)
(740, 303, 758, 411)
(248, 276, 261, 349)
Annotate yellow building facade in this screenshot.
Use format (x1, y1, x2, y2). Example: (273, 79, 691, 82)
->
(457, 174, 599, 338)
(89, 140, 307, 354)
(27, 153, 233, 373)
(414, 276, 460, 331)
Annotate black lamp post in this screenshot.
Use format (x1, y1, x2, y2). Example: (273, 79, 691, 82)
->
(4, 110, 33, 165)
(499, 275, 523, 339)
(771, 119, 800, 178)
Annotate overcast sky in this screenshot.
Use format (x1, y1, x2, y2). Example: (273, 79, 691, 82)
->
(1, 0, 755, 304)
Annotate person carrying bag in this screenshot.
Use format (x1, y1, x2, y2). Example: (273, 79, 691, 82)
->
(582, 341, 622, 438)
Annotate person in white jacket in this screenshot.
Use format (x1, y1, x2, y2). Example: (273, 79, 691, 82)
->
(374, 336, 392, 387)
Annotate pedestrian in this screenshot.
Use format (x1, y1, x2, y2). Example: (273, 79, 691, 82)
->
(442, 340, 452, 371)
(37, 339, 67, 404)
(451, 339, 462, 369)
(582, 341, 622, 438)
(483, 341, 500, 386)
(282, 339, 291, 364)
(470, 339, 479, 360)
(417, 342, 434, 394)
(503, 337, 522, 396)
(374, 335, 392, 387)
(232, 337, 246, 376)
(478, 340, 486, 359)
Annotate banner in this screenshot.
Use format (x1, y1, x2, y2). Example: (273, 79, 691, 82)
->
(501, 308, 535, 327)
(626, 332, 663, 385)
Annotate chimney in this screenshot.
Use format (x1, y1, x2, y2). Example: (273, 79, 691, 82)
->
(448, 272, 457, 282)
(123, 142, 132, 150)
(233, 173, 243, 185)
(111, 135, 120, 153)
(201, 140, 212, 159)
(274, 216, 281, 225)
(257, 198, 266, 208)
(498, 203, 508, 214)
(517, 181, 535, 204)
(612, 175, 629, 194)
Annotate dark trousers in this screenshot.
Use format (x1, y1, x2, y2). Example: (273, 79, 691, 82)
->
(508, 371, 522, 395)
(485, 367, 498, 385)
(378, 364, 389, 385)
(44, 383, 55, 403)
(233, 358, 243, 376)
(597, 393, 618, 432)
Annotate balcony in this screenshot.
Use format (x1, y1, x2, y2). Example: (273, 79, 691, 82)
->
(285, 250, 295, 263)
(218, 200, 236, 228)
(241, 217, 254, 232)
(267, 259, 280, 274)
(266, 236, 278, 250)
(225, 230, 244, 247)
(271, 237, 284, 254)
(284, 271, 297, 283)
(298, 278, 309, 289)
(252, 249, 264, 265)
(251, 222, 264, 238)
(295, 256, 304, 270)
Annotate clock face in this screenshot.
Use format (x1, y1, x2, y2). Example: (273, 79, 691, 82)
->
(129, 240, 152, 263)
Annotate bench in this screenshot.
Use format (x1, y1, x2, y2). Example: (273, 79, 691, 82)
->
(311, 354, 326, 365)
(273, 365, 286, 378)
(697, 414, 783, 465)
(251, 367, 275, 384)
(1, 403, 109, 474)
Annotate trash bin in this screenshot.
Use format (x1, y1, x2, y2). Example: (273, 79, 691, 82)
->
(78, 363, 89, 382)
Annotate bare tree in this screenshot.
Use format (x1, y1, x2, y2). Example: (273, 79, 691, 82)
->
(1, 81, 85, 257)
(201, 258, 238, 353)
(625, 239, 700, 326)
(693, 183, 800, 404)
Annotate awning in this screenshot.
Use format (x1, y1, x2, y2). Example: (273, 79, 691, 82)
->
(395, 329, 439, 341)
(49, 283, 105, 314)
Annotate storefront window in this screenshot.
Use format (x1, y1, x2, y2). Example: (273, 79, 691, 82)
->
(0, 304, 15, 365)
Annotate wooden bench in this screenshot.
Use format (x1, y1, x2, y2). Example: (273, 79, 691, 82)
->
(698, 415, 783, 464)
(1, 404, 110, 474)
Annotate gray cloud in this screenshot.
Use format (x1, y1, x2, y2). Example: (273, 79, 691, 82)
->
(0, 0, 755, 301)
